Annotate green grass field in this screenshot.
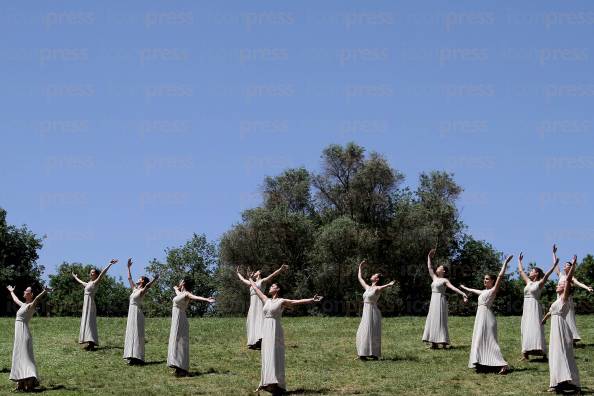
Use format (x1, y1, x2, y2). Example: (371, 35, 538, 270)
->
(0, 315, 592, 395)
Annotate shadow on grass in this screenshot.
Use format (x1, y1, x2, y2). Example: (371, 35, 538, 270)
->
(379, 354, 419, 362)
(447, 345, 470, 351)
(31, 385, 70, 392)
(97, 345, 124, 351)
(285, 388, 332, 395)
(0, 368, 10, 373)
(575, 343, 594, 349)
(188, 367, 231, 377)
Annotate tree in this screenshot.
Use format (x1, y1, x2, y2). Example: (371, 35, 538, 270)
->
(144, 234, 217, 317)
(0, 207, 45, 316)
(48, 262, 129, 316)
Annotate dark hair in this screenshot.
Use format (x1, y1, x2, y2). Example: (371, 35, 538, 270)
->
(182, 278, 194, 292)
(532, 267, 544, 280)
(485, 274, 497, 283)
(270, 283, 282, 296)
(440, 266, 449, 277)
(139, 276, 150, 287)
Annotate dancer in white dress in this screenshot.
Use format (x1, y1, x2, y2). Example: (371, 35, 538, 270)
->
(248, 277, 322, 395)
(461, 255, 513, 374)
(72, 259, 118, 350)
(355, 259, 395, 360)
(6, 285, 48, 392)
(542, 255, 581, 393)
(553, 245, 593, 344)
(167, 278, 215, 377)
(517, 247, 557, 361)
(422, 249, 468, 349)
(236, 264, 288, 349)
(123, 258, 159, 365)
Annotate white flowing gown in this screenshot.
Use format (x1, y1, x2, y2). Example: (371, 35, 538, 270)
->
(468, 288, 508, 368)
(422, 278, 449, 344)
(246, 280, 264, 346)
(548, 296, 581, 388)
(259, 298, 286, 393)
(356, 287, 382, 357)
(520, 281, 546, 353)
(79, 280, 99, 344)
(9, 303, 38, 382)
(123, 288, 146, 361)
(167, 292, 190, 371)
(559, 273, 581, 341)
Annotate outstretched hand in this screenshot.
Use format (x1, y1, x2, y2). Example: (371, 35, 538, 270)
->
(312, 294, 323, 302)
(206, 297, 215, 304)
(519, 252, 524, 261)
(6, 285, 15, 292)
(110, 259, 118, 265)
(281, 264, 289, 271)
(504, 255, 513, 265)
(553, 244, 557, 254)
(387, 280, 396, 286)
(428, 249, 436, 258)
(359, 259, 367, 267)
(127, 258, 133, 268)
(571, 255, 578, 265)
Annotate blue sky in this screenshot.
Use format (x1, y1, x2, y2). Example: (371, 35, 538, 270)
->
(1, 1, 593, 281)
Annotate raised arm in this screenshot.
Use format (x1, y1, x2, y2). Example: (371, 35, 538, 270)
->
(571, 277, 594, 293)
(538, 259, 558, 288)
(30, 288, 48, 309)
(173, 285, 183, 296)
(562, 255, 578, 301)
(6, 286, 23, 307)
(492, 255, 513, 295)
(460, 284, 482, 296)
(72, 272, 87, 287)
(517, 252, 530, 284)
(249, 278, 268, 304)
(126, 259, 136, 289)
(357, 260, 370, 290)
(261, 264, 289, 283)
(445, 280, 468, 301)
(376, 280, 396, 291)
(187, 292, 215, 303)
(236, 266, 251, 286)
(427, 249, 437, 280)
(282, 294, 323, 308)
(96, 259, 118, 283)
(553, 244, 560, 276)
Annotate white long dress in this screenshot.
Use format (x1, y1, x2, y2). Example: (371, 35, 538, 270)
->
(258, 298, 286, 393)
(520, 281, 546, 354)
(79, 280, 99, 344)
(123, 288, 145, 361)
(246, 280, 264, 347)
(167, 292, 190, 371)
(468, 288, 508, 368)
(422, 278, 449, 344)
(356, 287, 382, 358)
(548, 296, 581, 388)
(9, 303, 38, 382)
(559, 273, 581, 341)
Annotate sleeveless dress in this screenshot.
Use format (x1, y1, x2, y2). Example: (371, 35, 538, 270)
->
(422, 278, 449, 344)
(548, 296, 581, 388)
(356, 287, 382, 357)
(246, 280, 264, 347)
(79, 280, 99, 344)
(123, 288, 146, 361)
(9, 303, 38, 382)
(258, 298, 286, 393)
(468, 288, 507, 368)
(520, 281, 546, 353)
(167, 292, 190, 371)
(558, 273, 581, 341)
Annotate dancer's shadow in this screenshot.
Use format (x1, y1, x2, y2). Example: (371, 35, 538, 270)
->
(446, 345, 470, 351)
(379, 354, 419, 362)
(0, 368, 10, 373)
(97, 345, 124, 351)
(285, 388, 331, 395)
(143, 360, 166, 366)
(30, 385, 69, 393)
(575, 342, 594, 349)
(509, 366, 538, 373)
(188, 368, 230, 377)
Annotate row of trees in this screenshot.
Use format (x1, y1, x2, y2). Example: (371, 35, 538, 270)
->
(2, 143, 594, 317)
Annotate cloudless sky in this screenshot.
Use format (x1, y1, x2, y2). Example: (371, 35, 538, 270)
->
(1, 1, 593, 282)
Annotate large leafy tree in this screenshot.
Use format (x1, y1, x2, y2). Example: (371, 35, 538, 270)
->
(144, 233, 217, 317)
(0, 207, 45, 316)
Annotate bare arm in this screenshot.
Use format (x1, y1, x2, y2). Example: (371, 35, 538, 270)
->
(562, 256, 577, 302)
(445, 280, 468, 300)
(517, 253, 529, 284)
(376, 280, 396, 291)
(542, 311, 551, 325)
(539, 259, 558, 288)
(6, 286, 23, 307)
(30, 288, 48, 309)
(282, 295, 323, 308)
(126, 259, 136, 289)
(460, 284, 482, 296)
(357, 260, 370, 290)
(492, 255, 513, 295)
(139, 275, 159, 296)
(553, 244, 560, 276)
(571, 277, 593, 292)
(187, 293, 215, 303)
(72, 272, 87, 287)
(236, 266, 251, 286)
(173, 285, 183, 296)
(261, 264, 288, 283)
(96, 259, 118, 283)
(427, 249, 436, 280)
(249, 278, 268, 304)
